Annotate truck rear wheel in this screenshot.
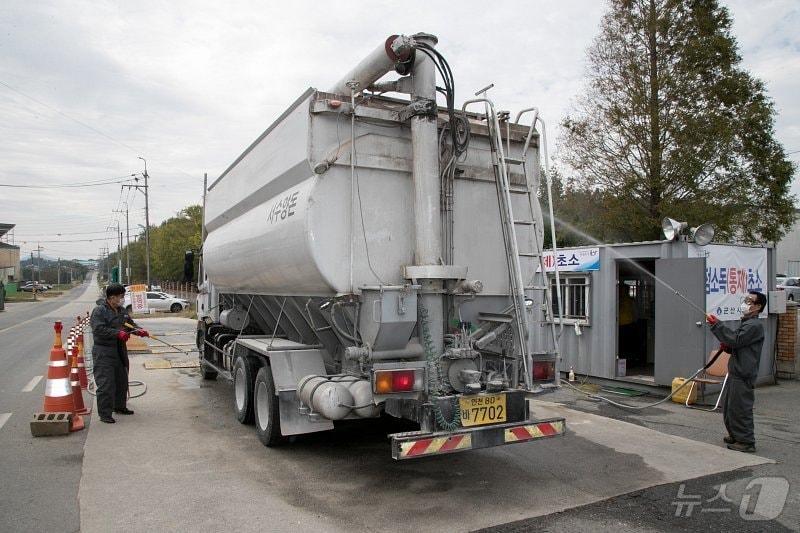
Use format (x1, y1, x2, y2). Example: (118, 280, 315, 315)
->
(254, 365, 283, 447)
(233, 356, 256, 424)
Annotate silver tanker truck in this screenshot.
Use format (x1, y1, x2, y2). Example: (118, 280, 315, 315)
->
(196, 33, 566, 459)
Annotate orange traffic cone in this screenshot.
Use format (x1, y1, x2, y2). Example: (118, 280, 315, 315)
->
(70, 354, 90, 415)
(42, 322, 84, 432)
(76, 334, 88, 390)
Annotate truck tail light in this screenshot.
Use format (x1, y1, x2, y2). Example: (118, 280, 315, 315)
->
(374, 369, 424, 394)
(533, 361, 555, 381)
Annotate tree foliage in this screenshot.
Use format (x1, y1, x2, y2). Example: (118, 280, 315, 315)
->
(560, 0, 795, 243)
(104, 205, 201, 284)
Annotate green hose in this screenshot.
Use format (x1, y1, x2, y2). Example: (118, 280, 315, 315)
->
(418, 299, 461, 431)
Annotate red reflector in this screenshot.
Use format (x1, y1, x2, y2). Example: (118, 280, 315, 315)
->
(533, 361, 555, 381)
(392, 370, 415, 392)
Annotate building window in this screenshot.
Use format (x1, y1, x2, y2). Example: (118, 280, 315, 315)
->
(548, 275, 590, 324)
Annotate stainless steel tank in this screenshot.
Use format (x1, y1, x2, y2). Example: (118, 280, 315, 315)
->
(203, 90, 543, 297)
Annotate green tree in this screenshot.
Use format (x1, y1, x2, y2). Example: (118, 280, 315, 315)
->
(560, 0, 795, 243)
(149, 205, 202, 282)
(116, 205, 202, 285)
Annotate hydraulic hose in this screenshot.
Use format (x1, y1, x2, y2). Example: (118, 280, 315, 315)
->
(562, 348, 725, 410)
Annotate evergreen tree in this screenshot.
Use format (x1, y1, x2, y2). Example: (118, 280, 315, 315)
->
(560, 0, 795, 243)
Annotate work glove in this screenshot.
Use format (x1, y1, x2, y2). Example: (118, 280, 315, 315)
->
(705, 314, 719, 325)
(133, 329, 150, 338)
(117, 330, 130, 342)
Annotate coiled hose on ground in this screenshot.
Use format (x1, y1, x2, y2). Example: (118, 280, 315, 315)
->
(561, 348, 725, 410)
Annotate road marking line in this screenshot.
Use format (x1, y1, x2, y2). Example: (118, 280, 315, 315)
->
(22, 375, 44, 392)
(0, 413, 11, 431)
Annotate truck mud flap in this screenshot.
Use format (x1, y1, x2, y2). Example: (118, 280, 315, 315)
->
(389, 417, 565, 460)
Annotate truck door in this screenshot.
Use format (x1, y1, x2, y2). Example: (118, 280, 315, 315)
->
(654, 258, 706, 386)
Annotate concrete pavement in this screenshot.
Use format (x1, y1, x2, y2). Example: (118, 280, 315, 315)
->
(489, 380, 800, 531)
(2, 285, 796, 532)
(79, 318, 775, 533)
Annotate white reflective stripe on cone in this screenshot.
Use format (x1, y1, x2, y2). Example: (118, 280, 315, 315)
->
(49, 360, 69, 367)
(46, 378, 73, 397)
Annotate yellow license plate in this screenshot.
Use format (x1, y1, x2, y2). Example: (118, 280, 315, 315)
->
(459, 394, 507, 427)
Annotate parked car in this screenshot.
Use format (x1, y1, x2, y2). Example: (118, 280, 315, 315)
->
(125, 291, 190, 313)
(777, 276, 800, 301)
(20, 282, 47, 292)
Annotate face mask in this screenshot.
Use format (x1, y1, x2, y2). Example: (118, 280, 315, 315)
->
(739, 302, 751, 315)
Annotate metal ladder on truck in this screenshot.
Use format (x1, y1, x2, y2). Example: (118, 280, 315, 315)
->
(462, 96, 561, 390)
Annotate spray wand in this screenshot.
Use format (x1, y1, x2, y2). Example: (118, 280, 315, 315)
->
(125, 322, 196, 355)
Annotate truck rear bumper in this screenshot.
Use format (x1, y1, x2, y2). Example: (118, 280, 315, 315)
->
(389, 417, 566, 460)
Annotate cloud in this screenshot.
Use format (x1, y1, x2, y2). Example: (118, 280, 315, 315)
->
(0, 0, 796, 259)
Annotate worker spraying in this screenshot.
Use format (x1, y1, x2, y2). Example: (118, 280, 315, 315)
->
(90, 283, 149, 424)
(705, 290, 766, 453)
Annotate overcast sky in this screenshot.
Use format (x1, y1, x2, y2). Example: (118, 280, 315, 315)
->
(0, 0, 797, 260)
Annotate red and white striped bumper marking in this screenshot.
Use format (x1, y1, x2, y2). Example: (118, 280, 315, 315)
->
(504, 420, 565, 443)
(399, 434, 472, 458)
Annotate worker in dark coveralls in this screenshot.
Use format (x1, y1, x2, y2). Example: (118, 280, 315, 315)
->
(705, 290, 766, 453)
(90, 283, 149, 423)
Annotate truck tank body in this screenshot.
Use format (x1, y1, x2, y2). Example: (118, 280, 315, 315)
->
(203, 90, 543, 298)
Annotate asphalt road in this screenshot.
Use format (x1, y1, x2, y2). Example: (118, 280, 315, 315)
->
(0, 275, 98, 533)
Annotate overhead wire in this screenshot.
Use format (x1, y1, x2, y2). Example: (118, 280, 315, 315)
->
(14, 230, 112, 237)
(18, 237, 114, 243)
(0, 79, 142, 155)
(0, 79, 201, 188)
(0, 174, 138, 188)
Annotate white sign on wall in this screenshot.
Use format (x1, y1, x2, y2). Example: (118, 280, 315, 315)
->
(538, 247, 600, 273)
(689, 244, 767, 321)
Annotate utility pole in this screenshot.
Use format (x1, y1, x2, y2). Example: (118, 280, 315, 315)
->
(124, 203, 130, 284)
(57, 258, 61, 285)
(34, 244, 43, 301)
(36, 244, 41, 281)
(114, 202, 131, 284)
(105, 221, 121, 283)
(125, 158, 151, 288)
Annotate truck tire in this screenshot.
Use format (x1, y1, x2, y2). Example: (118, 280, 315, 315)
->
(254, 365, 283, 447)
(197, 328, 217, 380)
(233, 356, 256, 424)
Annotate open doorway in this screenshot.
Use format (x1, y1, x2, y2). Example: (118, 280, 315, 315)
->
(617, 260, 656, 381)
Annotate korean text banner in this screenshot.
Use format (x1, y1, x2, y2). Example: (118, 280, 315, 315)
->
(689, 244, 767, 321)
(539, 247, 600, 272)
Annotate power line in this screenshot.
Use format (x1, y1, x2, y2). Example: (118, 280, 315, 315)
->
(0, 79, 142, 155)
(15, 230, 111, 237)
(0, 78, 201, 186)
(0, 174, 138, 188)
(18, 237, 113, 243)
